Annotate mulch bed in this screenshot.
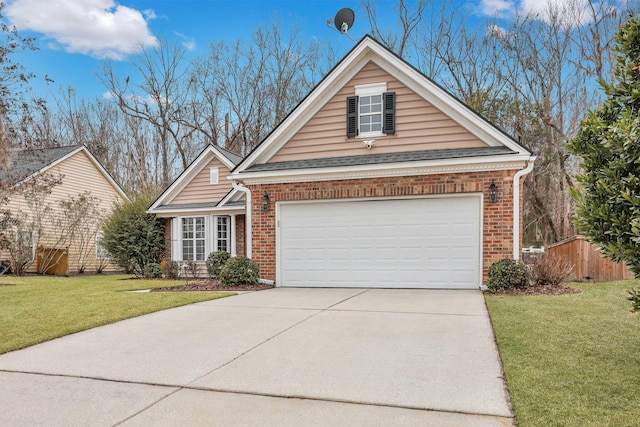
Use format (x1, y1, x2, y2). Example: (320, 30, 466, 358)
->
(151, 279, 274, 292)
(486, 284, 582, 296)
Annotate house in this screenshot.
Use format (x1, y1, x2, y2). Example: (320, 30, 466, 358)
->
(148, 145, 246, 270)
(0, 145, 128, 274)
(150, 36, 535, 289)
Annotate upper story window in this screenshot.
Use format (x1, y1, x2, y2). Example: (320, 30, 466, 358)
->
(347, 83, 396, 138)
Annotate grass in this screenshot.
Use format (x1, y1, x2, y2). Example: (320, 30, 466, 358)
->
(486, 280, 640, 427)
(0, 274, 234, 355)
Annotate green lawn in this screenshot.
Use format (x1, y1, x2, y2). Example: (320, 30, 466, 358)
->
(0, 274, 234, 355)
(486, 280, 640, 427)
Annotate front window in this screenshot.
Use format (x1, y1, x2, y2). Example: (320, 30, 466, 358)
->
(217, 217, 229, 252)
(182, 217, 205, 261)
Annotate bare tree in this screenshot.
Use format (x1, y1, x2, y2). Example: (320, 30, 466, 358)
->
(0, 3, 52, 164)
(99, 40, 202, 187)
(364, 0, 631, 245)
(362, 0, 428, 57)
(197, 24, 325, 155)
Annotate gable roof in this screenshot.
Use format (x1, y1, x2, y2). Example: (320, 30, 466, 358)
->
(147, 144, 243, 213)
(0, 145, 128, 200)
(0, 145, 79, 185)
(232, 35, 532, 180)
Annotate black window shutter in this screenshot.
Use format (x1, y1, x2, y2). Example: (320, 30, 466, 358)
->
(346, 96, 358, 137)
(383, 92, 396, 134)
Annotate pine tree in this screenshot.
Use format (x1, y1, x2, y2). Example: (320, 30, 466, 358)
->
(568, 14, 640, 277)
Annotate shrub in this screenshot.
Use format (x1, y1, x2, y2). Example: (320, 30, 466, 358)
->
(185, 260, 200, 279)
(206, 251, 230, 278)
(528, 254, 575, 287)
(218, 256, 259, 287)
(628, 289, 640, 313)
(164, 260, 180, 279)
(101, 192, 165, 278)
(487, 258, 529, 292)
(143, 263, 163, 279)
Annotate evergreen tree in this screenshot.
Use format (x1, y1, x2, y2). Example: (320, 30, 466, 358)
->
(101, 192, 165, 277)
(568, 14, 640, 277)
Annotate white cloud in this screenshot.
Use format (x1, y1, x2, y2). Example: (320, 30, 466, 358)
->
(175, 32, 196, 51)
(487, 23, 509, 39)
(477, 0, 603, 26)
(5, 0, 159, 60)
(480, 0, 515, 17)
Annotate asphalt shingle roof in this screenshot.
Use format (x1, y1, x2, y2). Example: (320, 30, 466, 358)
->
(217, 146, 243, 165)
(0, 145, 80, 185)
(244, 146, 515, 173)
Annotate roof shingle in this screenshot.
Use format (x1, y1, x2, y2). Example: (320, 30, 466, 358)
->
(0, 145, 80, 185)
(244, 146, 515, 173)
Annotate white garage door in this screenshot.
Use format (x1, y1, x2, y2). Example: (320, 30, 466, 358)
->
(277, 196, 481, 289)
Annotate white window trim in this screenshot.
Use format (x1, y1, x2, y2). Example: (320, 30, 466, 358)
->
(355, 82, 387, 96)
(209, 167, 219, 185)
(355, 82, 387, 138)
(95, 234, 108, 258)
(17, 229, 35, 262)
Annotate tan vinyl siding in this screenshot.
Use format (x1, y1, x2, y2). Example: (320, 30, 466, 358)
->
(1, 150, 126, 274)
(171, 157, 233, 205)
(269, 61, 487, 163)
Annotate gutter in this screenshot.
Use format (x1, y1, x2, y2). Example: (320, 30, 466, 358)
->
(231, 180, 252, 259)
(513, 157, 536, 260)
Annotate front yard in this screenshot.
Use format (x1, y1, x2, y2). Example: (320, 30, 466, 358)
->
(486, 280, 640, 426)
(0, 275, 233, 355)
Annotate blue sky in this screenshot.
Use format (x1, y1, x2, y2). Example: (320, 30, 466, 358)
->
(2, 0, 604, 103)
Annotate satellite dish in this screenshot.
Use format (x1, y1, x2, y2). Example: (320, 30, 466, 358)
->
(327, 8, 356, 43)
(334, 8, 355, 33)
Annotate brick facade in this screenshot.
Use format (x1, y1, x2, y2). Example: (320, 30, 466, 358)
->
(248, 170, 520, 285)
(235, 214, 246, 257)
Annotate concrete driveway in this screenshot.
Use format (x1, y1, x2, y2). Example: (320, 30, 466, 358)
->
(0, 288, 514, 426)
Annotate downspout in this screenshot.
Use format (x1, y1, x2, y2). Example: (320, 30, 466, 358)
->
(232, 180, 252, 259)
(513, 157, 536, 260)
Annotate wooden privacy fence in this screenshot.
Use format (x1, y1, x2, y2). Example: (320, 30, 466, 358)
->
(546, 235, 635, 283)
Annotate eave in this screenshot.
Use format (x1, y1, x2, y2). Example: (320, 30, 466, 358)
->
(232, 153, 533, 185)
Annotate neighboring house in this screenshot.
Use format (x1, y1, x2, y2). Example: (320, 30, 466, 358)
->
(0, 145, 127, 274)
(152, 36, 535, 289)
(148, 145, 246, 271)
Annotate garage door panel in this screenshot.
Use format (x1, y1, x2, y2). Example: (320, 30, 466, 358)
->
(278, 196, 481, 289)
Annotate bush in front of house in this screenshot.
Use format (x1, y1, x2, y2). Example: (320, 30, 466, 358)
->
(101, 192, 165, 278)
(164, 260, 180, 279)
(487, 258, 529, 292)
(528, 254, 574, 287)
(206, 250, 230, 278)
(143, 262, 163, 279)
(218, 256, 259, 287)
